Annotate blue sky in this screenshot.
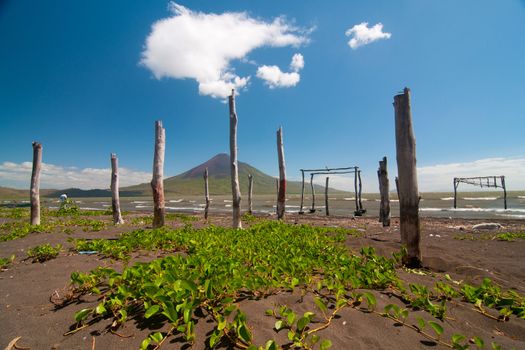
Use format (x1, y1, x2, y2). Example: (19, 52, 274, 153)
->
(1, 0, 524, 192)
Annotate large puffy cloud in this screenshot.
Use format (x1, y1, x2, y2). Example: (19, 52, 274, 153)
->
(345, 22, 391, 49)
(141, 2, 309, 99)
(0, 161, 151, 190)
(256, 53, 304, 88)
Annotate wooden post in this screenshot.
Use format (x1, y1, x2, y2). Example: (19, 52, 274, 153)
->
(310, 173, 316, 213)
(394, 87, 422, 267)
(501, 176, 507, 210)
(247, 174, 253, 215)
(453, 178, 457, 208)
(395, 176, 400, 200)
(378, 156, 390, 227)
(353, 166, 361, 216)
(325, 177, 330, 216)
(151, 120, 166, 228)
(204, 168, 210, 219)
(275, 178, 279, 215)
(276, 127, 286, 220)
(299, 170, 305, 214)
(30, 142, 42, 225)
(377, 168, 383, 222)
(110, 153, 124, 224)
(229, 90, 242, 229)
(358, 170, 364, 212)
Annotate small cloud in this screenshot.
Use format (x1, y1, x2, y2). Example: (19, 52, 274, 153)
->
(0, 161, 151, 189)
(141, 2, 309, 99)
(345, 22, 391, 49)
(256, 53, 304, 88)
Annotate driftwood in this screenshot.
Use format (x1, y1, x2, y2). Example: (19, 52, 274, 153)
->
(204, 168, 210, 219)
(151, 120, 166, 228)
(276, 127, 286, 220)
(30, 142, 42, 225)
(110, 153, 124, 224)
(229, 90, 242, 229)
(247, 174, 253, 215)
(394, 87, 421, 267)
(325, 177, 330, 216)
(310, 173, 316, 213)
(378, 156, 390, 226)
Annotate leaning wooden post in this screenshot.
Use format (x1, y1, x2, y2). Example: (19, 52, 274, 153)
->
(204, 168, 210, 219)
(30, 142, 42, 225)
(310, 173, 316, 212)
(276, 127, 286, 220)
(110, 153, 124, 224)
(229, 90, 242, 229)
(394, 87, 422, 267)
(299, 170, 305, 214)
(151, 120, 166, 228)
(378, 156, 390, 227)
(247, 174, 253, 215)
(358, 170, 364, 212)
(501, 176, 507, 210)
(325, 177, 330, 216)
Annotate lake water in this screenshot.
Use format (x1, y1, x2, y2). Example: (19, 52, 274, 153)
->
(30, 191, 525, 220)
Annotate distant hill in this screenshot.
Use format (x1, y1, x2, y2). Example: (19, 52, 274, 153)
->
(123, 153, 340, 195)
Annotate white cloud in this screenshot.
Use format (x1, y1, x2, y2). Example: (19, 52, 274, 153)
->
(345, 22, 391, 49)
(0, 161, 151, 190)
(141, 2, 309, 99)
(256, 53, 304, 88)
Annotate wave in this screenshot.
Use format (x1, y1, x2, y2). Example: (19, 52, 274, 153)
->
(166, 206, 203, 211)
(421, 207, 525, 214)
(79, 207, 105, 211)
(463, 197, 498, 201)
(132, 201, 150, 204)
(518, 196, 525, 199)
(169, 199, 183, 203)
(135, 205, 152, 209)
(440, 197, 454, 201)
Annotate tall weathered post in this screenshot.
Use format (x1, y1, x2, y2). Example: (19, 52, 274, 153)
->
(204, 168, 210, 219)
(325, 177, 330, 216)
(30, 142, 42, 225)
(453, 178, 459, 209)
(229, 90, 242, 229)
(501, 176, 507, 210)
(151, 120, 166, 228)
(310, 173, 316, 212)
(276, 127, 286, 220)
(299, 170, 305, 214)
(247, 174, 253, 215)
(358, 170, 364, 212)
(378, 156, 390, 226)
(394, 87, 422, 267)
(110, 153, 124, 224)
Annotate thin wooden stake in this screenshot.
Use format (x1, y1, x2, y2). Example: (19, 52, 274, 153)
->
(502, 176, 507, 210)
(204, 168, 210, 219)
(325, 177, 330, 216)
(358, 170, 364, 212)
(353, 166, 360, 216)
(229, 90, 242, 229)
(110, 153, 124, 224)
(247, 174, 253, 215)
(299, 170, 305, 214)
(453, 178, 459, 209)
(310, 173, 316, 213)
(394, 87, 422, 267)
(276, 127, 286, 220)
(30, 142, 42, 225)
(151, 120, 165, 228)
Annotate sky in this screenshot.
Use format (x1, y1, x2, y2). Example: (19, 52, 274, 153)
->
(1, 0, 524, 193)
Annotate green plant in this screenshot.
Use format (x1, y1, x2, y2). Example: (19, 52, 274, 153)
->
(0, 255, 15, 269)
(27, 243, 62, 263)
(57, 198, 79, 215)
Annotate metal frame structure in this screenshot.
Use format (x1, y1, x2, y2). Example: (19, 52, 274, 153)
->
(299, 166, 366, 216)
(453, 176, 507, 209)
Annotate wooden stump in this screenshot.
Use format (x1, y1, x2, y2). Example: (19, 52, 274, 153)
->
(151, 120, 166, 228)
(378, 156, 390, 227)
(229, 90, 242, 229)
(248, 174, 253, 215)
(204, 168, 210, 219)
(110, 153, 124, 225)
(394, 87, 421, 267)
(30, 142, 42, 225)
(276, 127, 286, 220)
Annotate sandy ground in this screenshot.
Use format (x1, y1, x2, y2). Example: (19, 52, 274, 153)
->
(0, 212, 524, 350)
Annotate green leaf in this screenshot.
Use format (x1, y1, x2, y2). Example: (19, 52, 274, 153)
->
(320, 339, 333, 350)
(491, 342, 501, 350)
(74, 308, 92, 322)
(274, 320, 285, 331)
(95, 303, 106, 315)
(286, 311, 296, 326)
(291, 277, 299, 288)
(238, 324, 251, 343)
(428, 321, 443, 337)
(140, 338, 151, 350)
(287, 330, 295, 341)
(452, 334, 466, 344)
(265, 340, 277, 350)
(144, 305, 160, 319)
(471, 336, 484, 348)
(150, 332, 164, 343)
(416, 317, 426, 330)
(297, 316, 310, 331)
(363, 292, 376, 311)
(209, 330, 221, 348)
(265, 309, 274, 316)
